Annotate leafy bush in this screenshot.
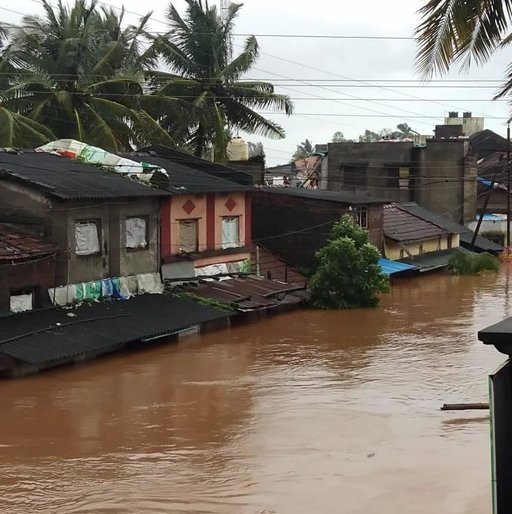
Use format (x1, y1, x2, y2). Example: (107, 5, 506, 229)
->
(309, 215, 390, 309)
(448, 251, 499, 275)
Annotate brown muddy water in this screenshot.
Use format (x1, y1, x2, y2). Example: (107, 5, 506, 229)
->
(1, 269, 511, 514)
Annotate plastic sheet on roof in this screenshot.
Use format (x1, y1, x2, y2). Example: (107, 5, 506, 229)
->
(36, 139, 168, 181)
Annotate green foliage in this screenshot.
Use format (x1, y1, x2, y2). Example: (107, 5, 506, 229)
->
(309, 215, 390, 309)
(153, 0, 292, 159)
(291, 138, 314, 161)
(0, 0, 291, 155)
(176, 291, 232, 311)
(415, 0, 512, 99)
(448, 251, 500, 275)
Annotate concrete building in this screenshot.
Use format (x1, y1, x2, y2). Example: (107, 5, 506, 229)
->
(442, 111, 484, 137)
(0, 150, 168, 287)
(252, 188, 388, 270)
(126, 151, 253, 280)
(326, 138, 477, 224)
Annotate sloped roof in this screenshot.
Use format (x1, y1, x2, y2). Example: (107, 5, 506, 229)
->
(0, 294, 231, 365)
(399, 202, 466, 234)
(140, 145, 253, 186)
(0, 150, 170, 200)
(470, 129, 508, 158)
(124, 152, 250, 195)
(260, 187, 389, 205)
(0, 224, 59, 262)
(395, 202, 503, 253)
(378, 257, 417, 275)
(383, 203, 447, 243)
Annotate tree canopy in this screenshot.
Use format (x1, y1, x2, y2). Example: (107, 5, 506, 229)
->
(0, 0, 292, 156)
(309, 215, 390, 309)
(292, 138, 314, 160)
(415, 0, 512, 99)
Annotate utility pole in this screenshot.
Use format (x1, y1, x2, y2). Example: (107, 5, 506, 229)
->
(508, 122, 511, 248)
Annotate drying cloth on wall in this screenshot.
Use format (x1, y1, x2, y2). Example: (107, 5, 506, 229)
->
(75, 222, 100, 256)
(221, 217, 240, 249)
(10, 293, 33, 313)
(125, 217, 147, 248)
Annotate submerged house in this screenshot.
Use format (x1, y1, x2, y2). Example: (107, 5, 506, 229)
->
(382, 202, 493, 272)
(126, 150, 253, 280)
(0, 224, 60, 315)
(0, 150, 169, 299)
(252, 187, 388, 271)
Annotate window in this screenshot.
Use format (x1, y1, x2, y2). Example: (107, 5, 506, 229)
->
(419, 243, 424, 255)
(10, 289, 33, 313)
(356, 207, 368, 229)
(222, 216, 241, 249)
(75, 221, 100, 256)
(399, 167, 410, 190)
(125, 216, 148, 249)
(179, 219, 198, 253)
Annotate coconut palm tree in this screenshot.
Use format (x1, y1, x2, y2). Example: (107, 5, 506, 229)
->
(0, 22, 55, 147)
(415, 0, 512, 98)
(2, 0, 174, 151)
(153, 0, 293, 160)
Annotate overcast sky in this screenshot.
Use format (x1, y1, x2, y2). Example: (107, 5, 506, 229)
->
(3, 0, 512, 165)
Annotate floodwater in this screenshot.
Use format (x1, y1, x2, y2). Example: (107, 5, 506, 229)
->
(1, 270, 511, 514)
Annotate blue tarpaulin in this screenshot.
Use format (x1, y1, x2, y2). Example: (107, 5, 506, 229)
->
(378, 258, 417, 276)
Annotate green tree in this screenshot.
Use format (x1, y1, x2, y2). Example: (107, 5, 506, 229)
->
(1, 0, 173, 151)
(309, 215, 390, 309)
(292, 138, 314, 160)
(331, 131, 347, 143)
(153, 0, 292, 160)
(415, 0, 512, 98)
(0, 22, 54, 146)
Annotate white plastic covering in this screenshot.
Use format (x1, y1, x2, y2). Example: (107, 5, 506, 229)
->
(221, 216, 240, 249)
(36, 140, 168, 179)
(195, 263, 229, 277)
(10, 293, 33, 313)
(125, 217, 147, 248)
(75, 222, 100, 255)
(136, 273, 164, 294)
(48, 285, 76, 306)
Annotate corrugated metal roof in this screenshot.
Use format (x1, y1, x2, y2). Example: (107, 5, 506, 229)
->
(399, 248, 476, 272)
(0, 295, 231, 365)
(140, 145, 253, 186)
(124, 153, 250, 195)
(378, 258, 417, 275)
(0, 150, 171, 200)
(0, 224, 59, 261)
(384, 203, 447, 243)
(259, 187, 389, 205)
(183, 276, 308, 312)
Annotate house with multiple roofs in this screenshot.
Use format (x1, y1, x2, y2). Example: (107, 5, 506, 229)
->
(0, 150, 168, 301)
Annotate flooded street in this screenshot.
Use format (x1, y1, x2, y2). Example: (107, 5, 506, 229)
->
(1, 270, 511, 514)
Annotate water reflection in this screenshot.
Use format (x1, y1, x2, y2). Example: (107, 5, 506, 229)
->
(0, 269, 509, 514)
